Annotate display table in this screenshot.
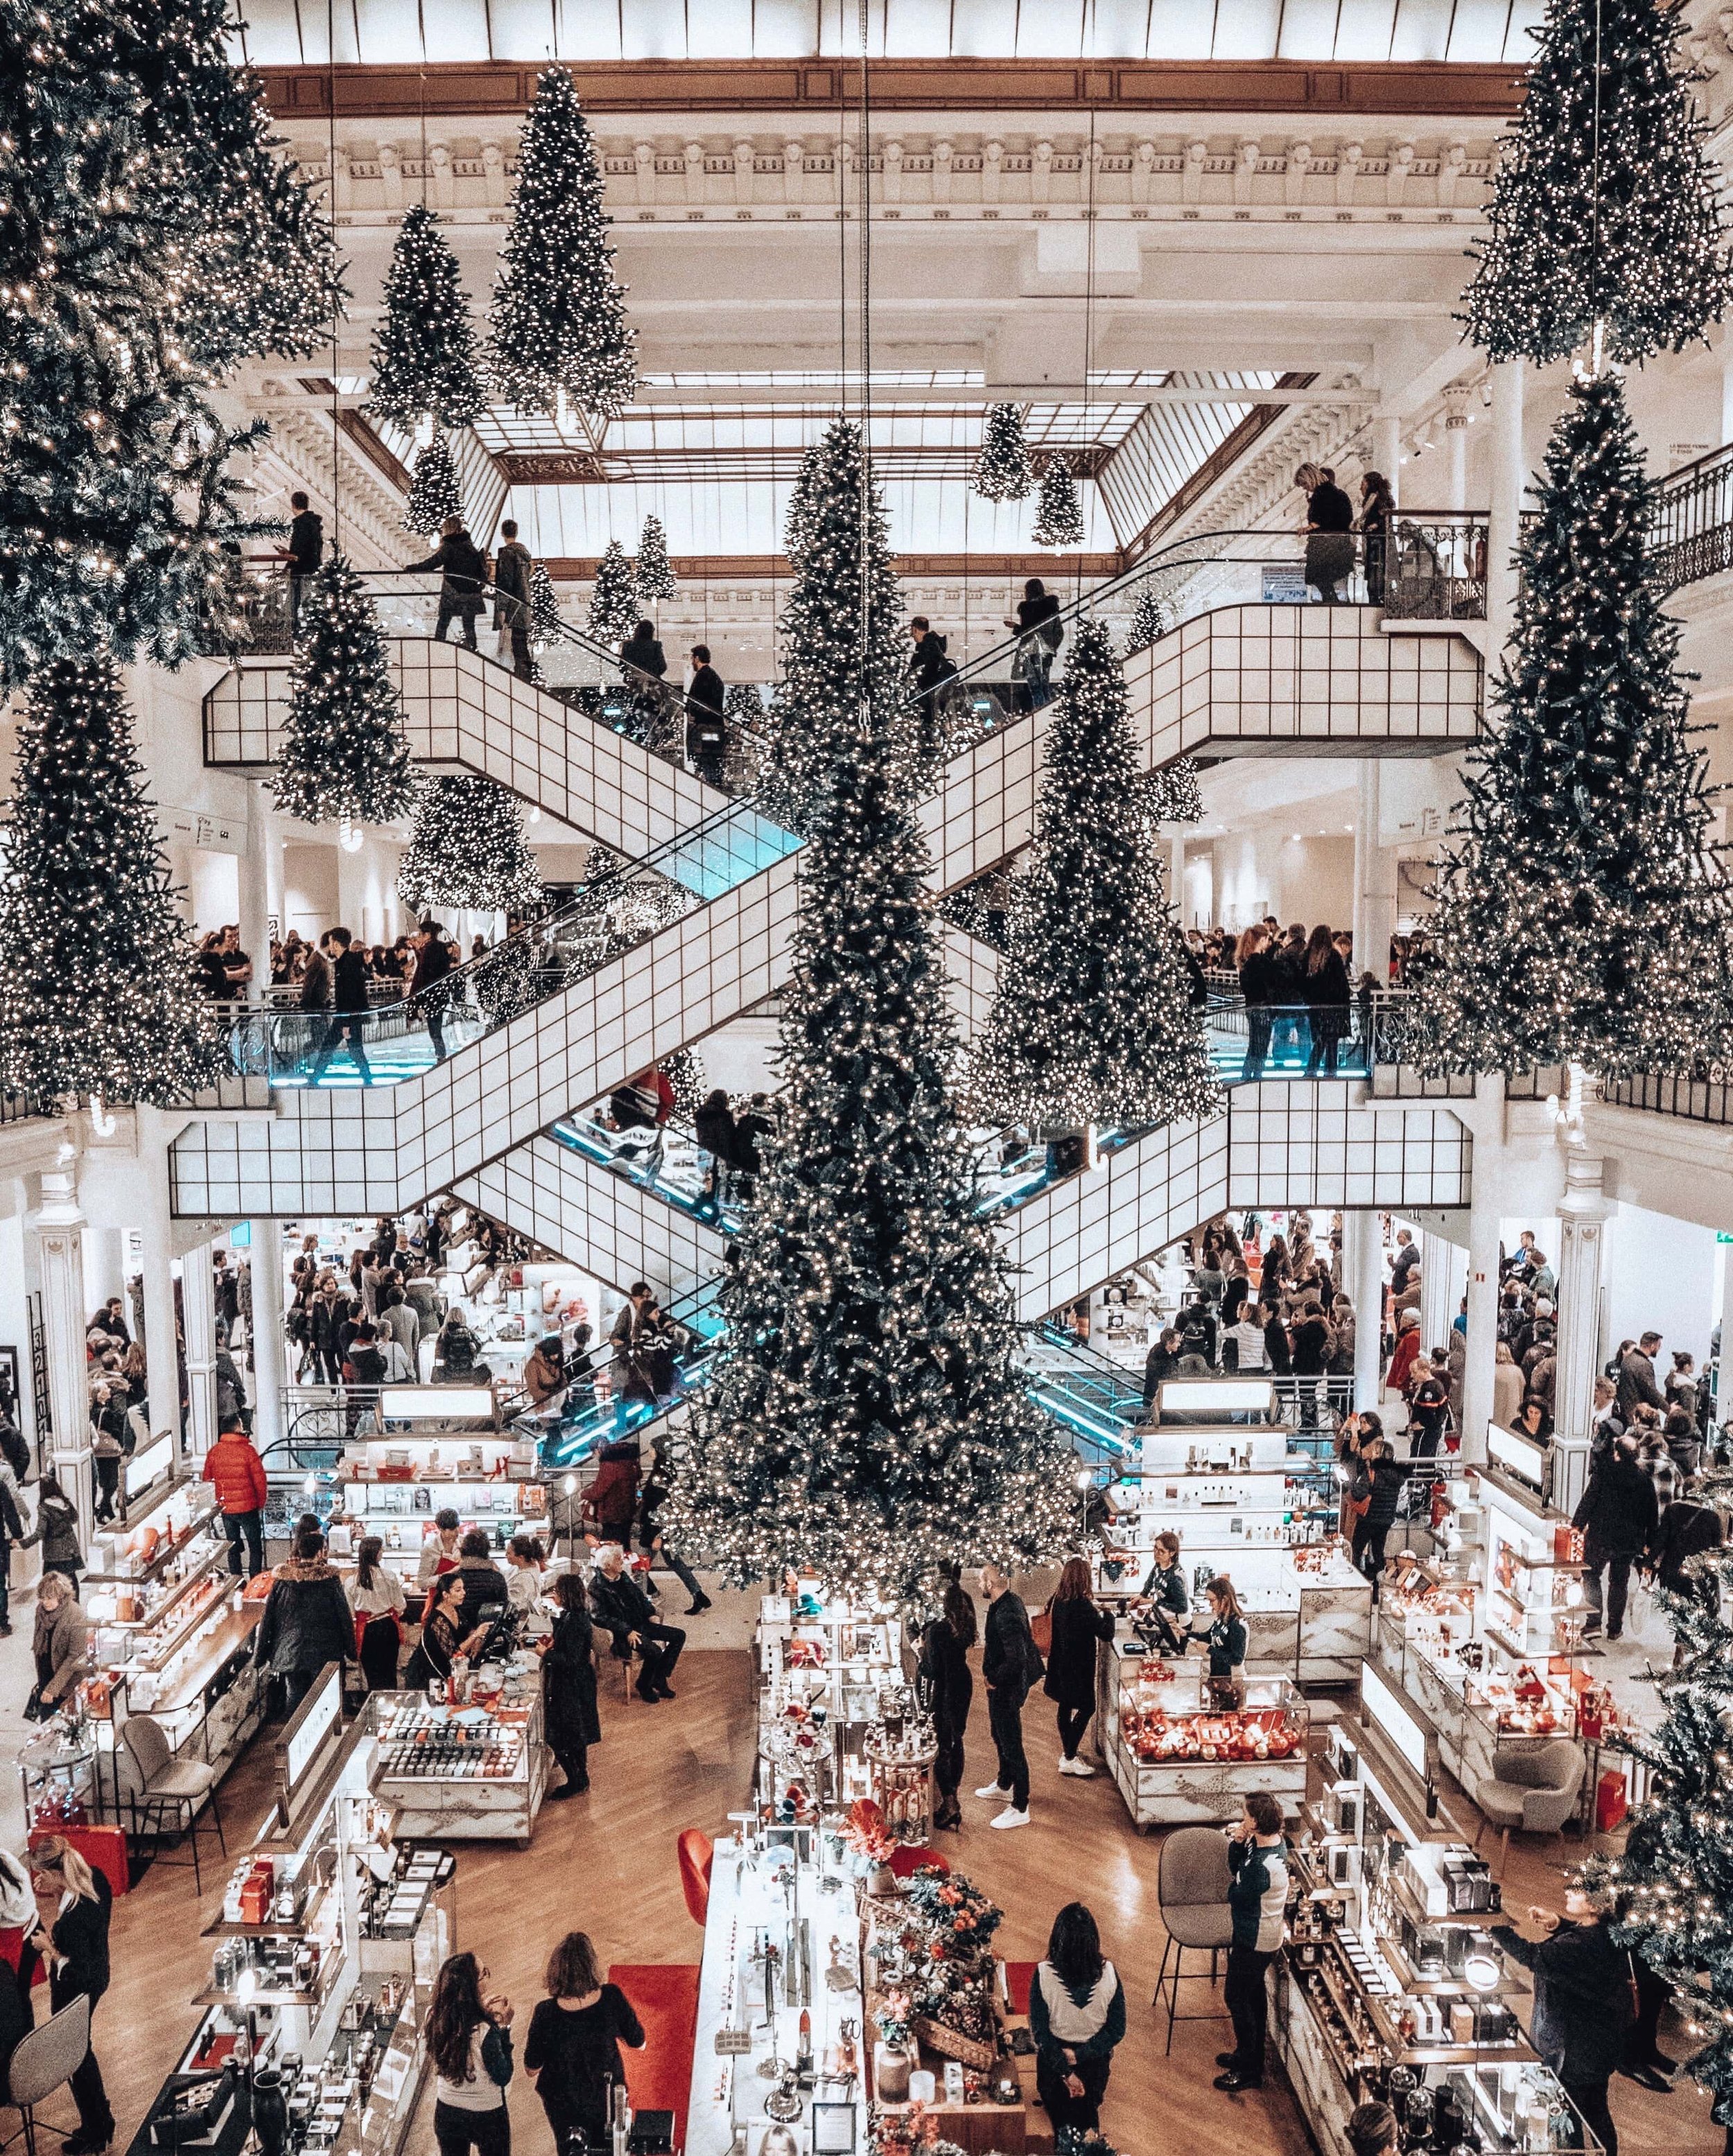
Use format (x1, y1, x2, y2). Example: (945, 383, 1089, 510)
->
(1096, 1643, 1309, 1828)
(366, 1667, 548, 1844)
(754, 1591, 910, 1826)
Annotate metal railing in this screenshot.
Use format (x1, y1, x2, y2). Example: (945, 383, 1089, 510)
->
(0, 1086, 58, 1128)
(1651, 441, 1733, 593)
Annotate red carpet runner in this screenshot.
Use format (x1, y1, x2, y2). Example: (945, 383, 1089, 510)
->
(609, 1962, 702, 2151)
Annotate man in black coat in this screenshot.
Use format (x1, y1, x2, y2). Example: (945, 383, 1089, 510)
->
(406, 516, 489, 651)
(308, 925, 374, 1086)
(686, 644, 728, 789)
(1142, 1326, 1184, 1413)
(1615, 1332, 1666, 1422)
(589, 1541, 685, 1702)
(1492, 1886, 1632, 2156)
(1571, 1437, 1660, 1641)
(492, 517, 534, 678)
(977, 1561, 1041, 1829)
(284, 489, 324, 626)
(410, 917, 455, 1064)
(252, 1527, 354, 1713)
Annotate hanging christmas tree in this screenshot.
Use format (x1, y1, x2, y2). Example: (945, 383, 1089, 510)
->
(761, 419, 928, 834)
(488, 65, 637, 420)
(397, 777, 543, 914)
(1151, 757, 1203, 824)
(662, 1045, 706, 1121)
(586, 541, 638, 646)
(1031, 456, 1086, 548)
(369, 205, 486, 433)
(1403, 373, 1733, 1078)
(1124, 587, 1169, 656)
(1461, 0, 1732, 365)
(529, 563, 564, 650)
(272, 554, 417, 829)
(1602, 1470, 1733, 2134)
(971, 402, 1036, 501)
(969, 620, 1221, 1132)
(663, 569, 1075, 1606)
(0, 655, 227, 1106)
(635, 514, 677, 602)
(404, 437, 465, 536)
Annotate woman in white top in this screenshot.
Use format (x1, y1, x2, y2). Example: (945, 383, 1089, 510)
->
(505, 1535, 550, 1636)
(352, 1536, 408, 1693)
(429, 1951, 514, 2156)
(1027, 1903, 1126, 2135)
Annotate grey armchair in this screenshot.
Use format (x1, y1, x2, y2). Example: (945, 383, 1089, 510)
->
(1474, 1739, 1585, 1875)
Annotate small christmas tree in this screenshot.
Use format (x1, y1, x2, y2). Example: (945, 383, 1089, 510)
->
(1031, 457, 1086, 548)
(724, 682, 764, 726)
(971, 403, 1036, 501)
(662, 1045, 706, 1120)
(1124, 587, 1169, 656)
(970, 620, 1222, 1132)
(529, 563, 564, 649)
(1151, 757, 1203, 824)
(586, 541, 638, 646)
(761, 419, 923, 834)
(488, 65, 637, 419)
(1404, 373, 1733, 1077)
(404, 437, 465, 536)
(1462, 0, 1732, 365)
(397, 777, 543, 914)
(0, 655, 227, 1106)
(272, 554, 417, 829)
(369, 205, 486, 433)
(635, 514, 677, 602)
(664, 604, 1075, 1604)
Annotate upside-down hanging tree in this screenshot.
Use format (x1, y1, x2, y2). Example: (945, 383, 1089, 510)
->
(0, 655, 227, 1105)
(586, 541, 638, 645)
(1461, 0, 1732, 365)
(971, 403, 1037, 501)
(272, 554, 417, 829)
(1031, 456, 1086, 548)
(397, 777, 543, 915)
(1151, 757, 1203, 824)
(635, 514, 677, 602)
(489, 65, 637, 419)
(1403, 372, 1733, 1078)
(664, 534, 1075, 1606)
(404, 437, 465, 537)
(369, 205, 487, 433)
(970, 619, 1222, 1132)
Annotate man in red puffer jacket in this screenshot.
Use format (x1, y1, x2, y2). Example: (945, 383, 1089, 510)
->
(202, 1414, 270, 1578)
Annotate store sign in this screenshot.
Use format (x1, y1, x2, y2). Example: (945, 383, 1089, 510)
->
(1486, 1419, 1546, 1492)
(1362, 1660, 1429, 1785)
(380, 1386, 495, 1423)
(125, 1430, 173, 1498)
(1157, 1377, 1274, 1417)
(1262, 565, 1309, 605)
(159, 805, 245, 854)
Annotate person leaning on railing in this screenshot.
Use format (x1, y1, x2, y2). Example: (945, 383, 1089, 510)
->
(406, 516, 489, 653)
(1357, 471, 1395, 606)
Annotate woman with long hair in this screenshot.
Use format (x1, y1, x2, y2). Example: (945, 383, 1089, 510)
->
(535, 1571, 601, 1799)
(1358, 469, 1395, 605)
(404, 1572, 469, 1691)
(1235, 924, 1274, 1080)
(1027, 1903, 1125, 2133)
(1303, 922, 1352, 1077)
(524, 1932, 645, 2154)
(31, 1836, 114, 2155)
(1190, 1576, 1248, 1709)
(918, 1579, 977, 1831)
(428, 1951, 514, 2156)
(1043, 1558, 1115, 1776)
(353, 1536, 407, 1692)
(24, 1475, 82, 1596)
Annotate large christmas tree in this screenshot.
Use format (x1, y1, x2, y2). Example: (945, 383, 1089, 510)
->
(1462, 0, 1732, 365)
(398, 777, 543, 915)
(665, 546, 1074, 1607)
(529, 563, 564, 649)
(0, 656, 227, 1105)
(1403, 373, 1733, 1078)
(369, 205, 486, 434)
(273, 556, 417, 829)
(761, 419, 934, 834)
(1031, 457, 1086, 548)
(489, 66, 636, 420)
(970, 620, 1222, 1132)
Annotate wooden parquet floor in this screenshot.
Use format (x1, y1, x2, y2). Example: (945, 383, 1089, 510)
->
(59, 1654, 1721, 2156)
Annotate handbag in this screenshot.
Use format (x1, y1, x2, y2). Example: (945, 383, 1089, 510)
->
(21, 1685, 49, 1724)
(1030, 1603, 1054, 1657)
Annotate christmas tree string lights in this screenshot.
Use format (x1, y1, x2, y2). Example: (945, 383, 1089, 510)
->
(586, 541, 638, 646)
(397, 777, 543, 916)
(636, 515, 678, 602)
(272, 555, 417, 830)
(369, 204, 486, 435)
(404, 436, 465, 536)
(971, 403, 1037, 501)
(1031, 457, 1086, 549)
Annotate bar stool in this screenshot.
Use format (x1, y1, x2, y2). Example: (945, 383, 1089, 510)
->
(0, 1995, 89, 2156)
(1152, 1825, 1234, 2053)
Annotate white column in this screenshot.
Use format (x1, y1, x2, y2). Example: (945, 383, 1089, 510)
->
(1487, 359, 1526, 655)
(337, 832, 369, 943)
(1416, 1233, 1452, 1356)
(134, 1109, 182, 1449)
(82, 1228, 125, 1313)
(1344, 1209, 1386, 1410)
(1373, 412, 1402, 505)
(1551, 1155, 1611, 1513)
(28, 1171, 95, 1550)
(182, 1240, 218, 1462)
(1459, 1092, 1505, 1464)
(238, 784, 276, 1007)
(1351, 762, 1397, 985)
(1721, 337, 1733, 446)
(1445, 413, 1468, 513)
(249, 1221, 286, 1467)
(1717, 1248, 1733, 1423)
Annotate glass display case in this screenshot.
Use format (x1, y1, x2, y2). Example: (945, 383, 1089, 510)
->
(1097, 1645, 1309, 1825)
(754, 1590, 908, 1822)
(365, 1665, 547, 1844)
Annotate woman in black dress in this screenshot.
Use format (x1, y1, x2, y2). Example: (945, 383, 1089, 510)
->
(523, 1931, 645, 2154)
(1043, 1557, 1115, 1776)
(918, 1580, 975, 1832)
(536, 1572, 601, 1798)
(1302, 922, 1353, 1078)
(30, 1837, 114, 2155)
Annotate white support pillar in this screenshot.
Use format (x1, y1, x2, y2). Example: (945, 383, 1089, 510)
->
(1445, 410, 1468, 513)
(238, 784, 275, 1007)
(1373, 412, 1402, 505)
(1551, 1153, 1611, 1514)
(249, 1221, 286, 1467)
(1721, 335, 1733, 446)
(1344, 1209, 1386, 1411)
(182, 1239, 218, 1462)
(1717, 1246, 1733, 1425)
(28, 1170, 94, 1550)
(1487, 359, 1526, 656)
(134, 1108, 182, 1451)
(1460, 1078, 1506, 1464)
(82, 1227, 125, 1314)
(1418, 1232, 1461, 1357)
(1351, 762, 1397, 985)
